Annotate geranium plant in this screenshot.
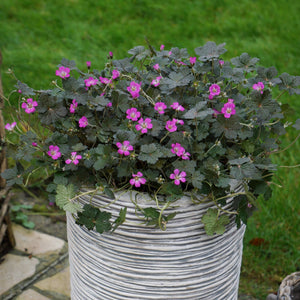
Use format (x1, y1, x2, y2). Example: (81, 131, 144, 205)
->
(3, 41, 300, 235)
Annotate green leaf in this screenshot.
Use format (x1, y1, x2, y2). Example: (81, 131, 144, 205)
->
(191, 171, 205, 189)
(202, 208, 230, 236)
(76, 204, 100, 230)
(95, 211, 112, 234)
(55, 184, 76, 209)
(63, 202, 82, 214)
(104, 187, 115, 199)
(230, 163, 262, 180)
(16, 81, 36, 96)
(230, 53, 259, 72)
(138, 143, 162, 164)
(22, 220, 35, 229)
(1, 167, 23, 186)
(60, 58, 76, 69)
(160, 182, 183, 196)
(112, 207, 127, 232)
(93, 158, 107, 170)
(194, 41, 227, 61)
(293, 119, 300, 130)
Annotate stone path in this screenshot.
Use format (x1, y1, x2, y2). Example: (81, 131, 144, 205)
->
(0, 224, 70, 300)
(0, 222, 259, 300)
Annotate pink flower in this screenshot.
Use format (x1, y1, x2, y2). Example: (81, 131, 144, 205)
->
(65, 152, 82, 165)
(154, 102, 167, 114)
(130, 172, 146, 188)
(153, 64, 160, 70)
(70, 99, 78, 113)
(55, 66, 70, 79)
(21, 98, 38, 114)
(170, 102, 185, 111)
(252, 82, 264, 94)
(135, 118, 153, 134)
(107, 102, 112, 107)
(212, 109, 221, 117)
(175, 60, 186, 66)
(151, 76, 162, 87)
(209, 84, 221, 96)
(165, 119, 177, 132)
(116, 141, 134, 156)
(174, 118, 184, 125)
(79, 116, 88, 128)
(181, 151, 190, 160)
(99, 77, 112, 85)
(168, 51, 172, 56)
(86, 61, 91, 68)
(170, 169, 186, 185)
(209, 94, 214, 100)
(219, 60, 224, 66)
(171, 143, 185, 156)
(5, 122, 17, 131)
(190, 57, 197, 65)
(160, 45, 165, 51)
(221, 101, 236, 119)
(126, 107, 141, 121)
(47, 145, 61, 160)
(84, 77, 99, 87)
(109, 51, 113, 58)
(18, 89, 22, 93)
(127, 81, 141, 98)
(112, 70, 120, 80)
(32, 142, 38, 147)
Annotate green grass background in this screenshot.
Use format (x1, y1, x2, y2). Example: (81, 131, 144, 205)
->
(1, 0, 299, 298)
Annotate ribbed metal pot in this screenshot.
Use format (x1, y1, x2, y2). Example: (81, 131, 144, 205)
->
(67, 190, 246, 300)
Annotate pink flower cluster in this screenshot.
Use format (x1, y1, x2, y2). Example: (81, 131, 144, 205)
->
(153, 101, 185, 116)
(171, 143, 190, 160)
(170, 169, 186, 185)
(252, 82, 264, 94)
(85, 77, 99, 87)
(151, 76, 162, 87)
(47, 145, 82, 165)
(5, 122, 17, 131)
(221, 99, 236, 119)
(154, 102, 167, 114)
(47, 145, 61, 160)
(116, 141, 134, 156)
(126, 108, 141, 121)
(130, 172, 146, 187)
(65, 152, 82, 165)
(135, 118, 153, 134)
(165, 118, 184, 132)
(56, 66, 70, 79)
(126, 108, 153, 134)
(79, 116, 88, 127)
(127, 81, 141, 98)
(209, 84, 221, 100)
(70, 99, 78, 113)
(22, 98, 38, 114)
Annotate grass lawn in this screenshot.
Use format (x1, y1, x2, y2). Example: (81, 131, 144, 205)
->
(1, 0, 299, 298)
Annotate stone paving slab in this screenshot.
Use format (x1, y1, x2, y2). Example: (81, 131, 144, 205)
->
(0, 224, 69, 300)
(15, 289, 51, 300)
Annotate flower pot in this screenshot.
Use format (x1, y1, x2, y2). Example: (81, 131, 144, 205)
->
(67, 190, 246, 300)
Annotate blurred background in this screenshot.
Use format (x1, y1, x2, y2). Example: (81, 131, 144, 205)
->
(0, 0, 299, 298)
